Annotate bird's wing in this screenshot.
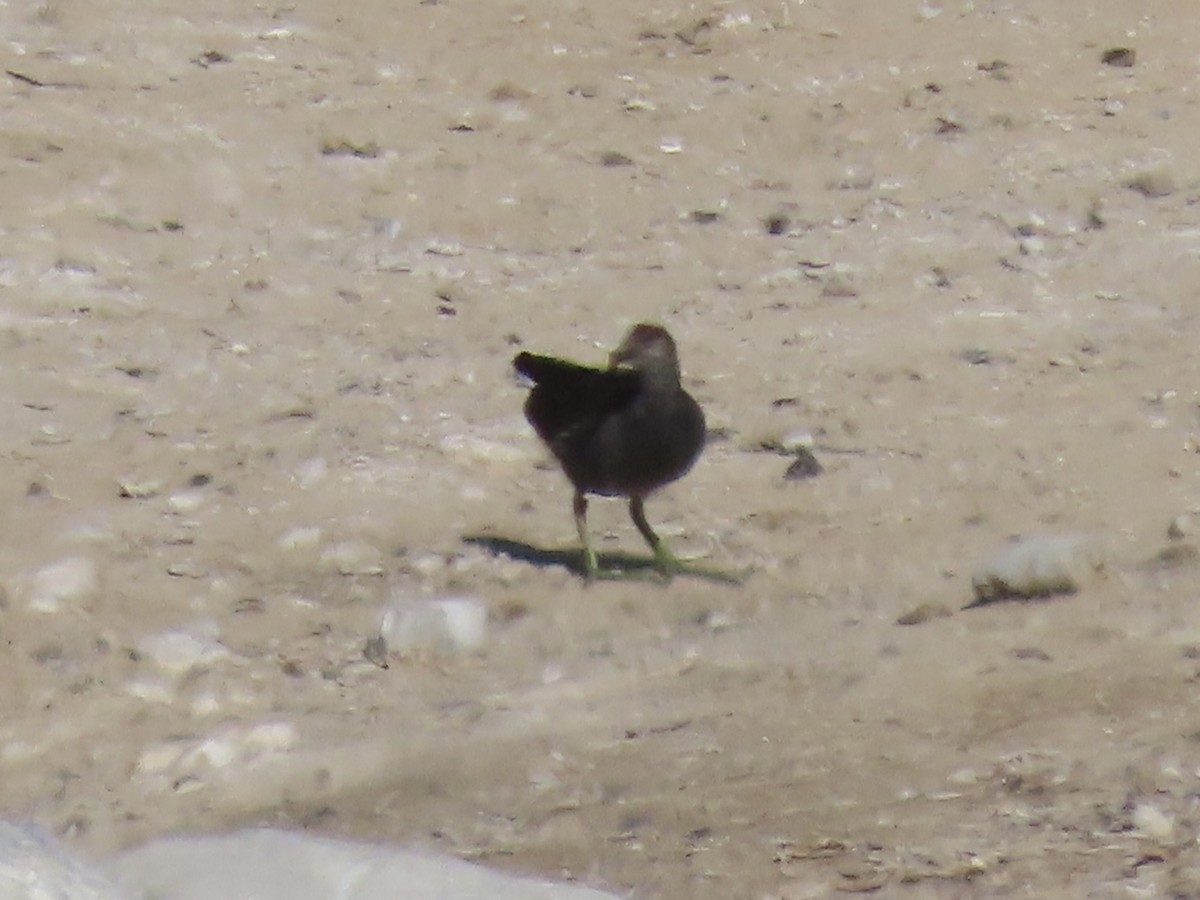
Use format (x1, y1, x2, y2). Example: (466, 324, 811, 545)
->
(514, 352, 641, 443)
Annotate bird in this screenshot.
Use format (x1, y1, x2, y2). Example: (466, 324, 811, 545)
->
(514, 323, 708, 580)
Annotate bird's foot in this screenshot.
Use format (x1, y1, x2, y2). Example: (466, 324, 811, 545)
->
(578, 545, 749, 585)
(652, 545, 749, 586)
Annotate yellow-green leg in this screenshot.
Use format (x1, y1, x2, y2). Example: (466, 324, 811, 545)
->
(574, 491, 600, 580)
(629, 496, 685, 578)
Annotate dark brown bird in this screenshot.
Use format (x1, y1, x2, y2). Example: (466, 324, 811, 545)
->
(514, 323, 706, 580)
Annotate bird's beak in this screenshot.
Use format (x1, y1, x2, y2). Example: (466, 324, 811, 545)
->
(609, 348, 635, 370)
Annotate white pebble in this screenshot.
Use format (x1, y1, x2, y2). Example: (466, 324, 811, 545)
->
(243, 722, 298, 753)
(277, 526, 322, 551)
(0, 821, 127, 900)
(294, 457, 328, 489)
(118, 478, 162, 499)
(29, 556, 97, 611)
(972, 533, 1105, 603)
(411, 554, 445, 577)
(124, 678, 175, 704)
(137, 630, 228, 675)
(168, 490, 205, 513)
(781, 428, 816, 452)
(320, 541, 384, 576)
(1168, 514, 1195, 540)
(378, 595, 487, 657)
(1132, 803, 1174, 841)
(189, 693, 222, 717)
(184, 737, 237, 769)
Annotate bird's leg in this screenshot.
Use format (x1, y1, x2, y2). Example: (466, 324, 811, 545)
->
(574, 491, 600, 580)
(630, 496, 749, 585)
(629, 496, 685, 578)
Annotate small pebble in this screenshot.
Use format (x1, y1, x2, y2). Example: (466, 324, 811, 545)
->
(183, 737, 237, 769)
(124, 678, 175, 704)
(1143, 542, 1200, 572)
(763, 212, 791, 236)
(599, 150, 633, 167)
(363, 635, 389, 668)
(1132, 803, 1174, 841)
(947, 767, 978, 786)
(118, 478, 162, 499)
(244, 722, 299, 753)
(1011, 646, 1053, 662)
(168, 490, 206, 514)
(1168, 514, 1195, 540)
(1125, 168, 1176, 198)
(896, 602, 953, 626)
(826, 163, 874, 191)
(820, 274, 859, 299)
(783, 449, 823, 481)
(411, 554, 446, 577)
(165, 561, 206, 579)
(320, 541, 384, 576)
(780, 429, 816, 452)
(1101, 47, 1136, 68)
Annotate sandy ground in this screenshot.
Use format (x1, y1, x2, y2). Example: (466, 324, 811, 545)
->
(4, 0, 1200, 897)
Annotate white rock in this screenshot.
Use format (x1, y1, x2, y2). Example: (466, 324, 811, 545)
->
(243, 722, 299, 754)
(137, 630, 229, 676)
(277, 526, 322, 551)
(0, 821, 127, 900)
(780, 428, 816, 452)
(109, 829, 622, 900)
(124, 678, 176, 704)
(320, 541, 384, 576)
(1168, 513, 1195, 540)
(168, 490, 206, 514)
(1132, 803, 1174, 841)
(972, 533, 1105, 603)
(182, 738, 237, 770)
(411, 554, 445, 577)
(379, 596, 487, 657)
(29, 556, 98, 611)
(118, 477, 163, 499)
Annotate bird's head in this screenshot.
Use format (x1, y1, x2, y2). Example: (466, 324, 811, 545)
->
(609, 323, 682, 383)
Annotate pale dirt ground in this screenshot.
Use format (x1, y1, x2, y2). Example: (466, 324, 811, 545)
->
(4, 1, 1200, 897)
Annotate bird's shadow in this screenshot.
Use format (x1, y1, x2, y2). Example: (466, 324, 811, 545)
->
(464, 534, 743, 584)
